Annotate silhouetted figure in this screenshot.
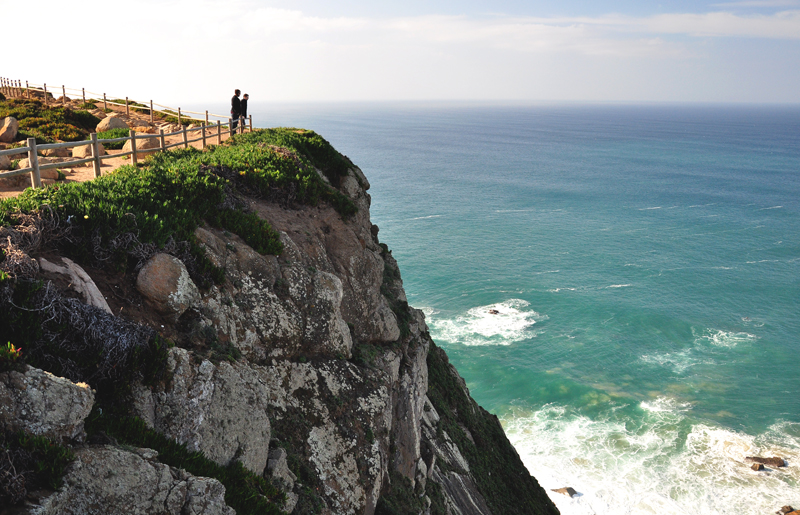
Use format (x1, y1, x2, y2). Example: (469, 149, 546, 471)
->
(231, 89, 241, 131)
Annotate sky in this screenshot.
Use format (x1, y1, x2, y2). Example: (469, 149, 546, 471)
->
(2, 0, 800, 105)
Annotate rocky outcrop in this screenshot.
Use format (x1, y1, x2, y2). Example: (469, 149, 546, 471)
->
(2, 153, 557, 515)
(32, 446, 234, 515)
(0, 366, 94, 443)
(747, 456, 785, 468)
(0, 116, 18, 143)
(132, 348, 271, 475)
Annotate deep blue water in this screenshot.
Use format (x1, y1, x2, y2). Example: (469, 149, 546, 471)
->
(252, 102, 800, 514)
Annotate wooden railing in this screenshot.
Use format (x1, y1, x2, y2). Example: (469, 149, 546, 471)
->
(1, 77, 255, 189)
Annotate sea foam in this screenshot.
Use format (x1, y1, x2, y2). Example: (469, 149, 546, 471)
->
(502, 403, 800, 515)
(428, 299, 545, 346)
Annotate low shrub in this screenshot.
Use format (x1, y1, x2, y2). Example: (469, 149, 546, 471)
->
(0, 99, 99, 143)
(97, 127, 131, 149)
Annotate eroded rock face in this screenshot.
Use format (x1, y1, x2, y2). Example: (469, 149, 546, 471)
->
(136, 253, 200, 317)
(32, 446, 235, 515)
(0, 366, 94, 443)
(132, 348, 271, 475)
(259, 358, 394, 515)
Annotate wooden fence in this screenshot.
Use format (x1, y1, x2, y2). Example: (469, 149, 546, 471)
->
(0, 77, 254, 189)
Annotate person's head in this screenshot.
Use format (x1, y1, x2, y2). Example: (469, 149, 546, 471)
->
(234, 89, 241, 96)
(243, 94, 249, 100)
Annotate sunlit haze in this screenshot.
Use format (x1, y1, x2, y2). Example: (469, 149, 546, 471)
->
(3, 0, 800, 104)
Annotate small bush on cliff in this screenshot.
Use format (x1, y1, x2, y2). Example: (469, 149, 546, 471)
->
(0, 430, 75, 506)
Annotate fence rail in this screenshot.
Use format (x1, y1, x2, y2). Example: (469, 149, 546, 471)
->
(1, 77, 255, 190)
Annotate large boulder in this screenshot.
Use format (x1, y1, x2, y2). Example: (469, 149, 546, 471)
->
(42, 147, 70, 157)
(136, 253, 200, 317)
(122, 132, 161, 154)
(95, 115, 128, 132)
(0, 366, 94, 443)
(0, 117, 19, 143)
(33, 446, 235, 515)
(0, 154, 11, 170)
(72, 141, 105, 159)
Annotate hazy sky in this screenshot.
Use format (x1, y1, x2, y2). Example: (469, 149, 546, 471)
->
(3, 0, 799, 105)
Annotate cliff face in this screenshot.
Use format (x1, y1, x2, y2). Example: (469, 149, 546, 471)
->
(0, 143, 558, 515)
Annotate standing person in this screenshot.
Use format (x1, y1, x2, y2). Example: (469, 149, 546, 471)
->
(231, 89, 241, 132)
(240, 93, 249, 132)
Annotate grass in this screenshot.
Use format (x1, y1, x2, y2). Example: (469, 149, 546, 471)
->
(0, 98, 99, 144)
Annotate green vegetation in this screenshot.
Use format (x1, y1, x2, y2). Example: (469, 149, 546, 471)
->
(426, 343, 559, 515)
(96, 127, 132, 149)
(0, 98, 99, 144)
(0, 430, 75, 505)
(86, 413, 285, 515)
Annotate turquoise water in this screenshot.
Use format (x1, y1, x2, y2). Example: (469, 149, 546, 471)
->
(254, 103, 800, 514)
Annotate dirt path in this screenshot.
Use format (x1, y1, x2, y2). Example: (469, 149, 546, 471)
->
(1, 101, 240, 200)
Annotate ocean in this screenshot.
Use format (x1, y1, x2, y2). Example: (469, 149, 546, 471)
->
(250, 102, 800, 514)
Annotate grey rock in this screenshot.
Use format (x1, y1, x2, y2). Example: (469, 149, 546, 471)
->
(132, 348, 271, 475)
(552, 487, 578, 497)
(32, 446, 235, 515)
(0, 366, 94, 443)
(122, 132, 161, 154)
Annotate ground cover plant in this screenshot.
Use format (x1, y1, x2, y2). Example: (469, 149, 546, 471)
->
(0, 98, 99, 144)
(96, 127, 133, 149)
(0, 430, 75, 505)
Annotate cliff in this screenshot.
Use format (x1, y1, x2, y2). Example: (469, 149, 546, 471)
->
(0, 129, 559, 515)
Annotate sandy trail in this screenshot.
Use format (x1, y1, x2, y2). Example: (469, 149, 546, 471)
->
(1, 101, 241, 200)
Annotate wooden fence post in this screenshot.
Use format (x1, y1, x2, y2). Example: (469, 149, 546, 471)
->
(201, 124, 206, 148)
(27, 138, 42, 189)
(90, 133, 102, 178)
(229, 118, 234, 139)
(216, 120, 222, 144)
(103, 93, 107, 111)
(177, 108, 182, 126)
(205, 111, 209, 126)
(182, 126, 188, 149)
(159, 128, 166, 151)
(150, 100, 154, 124)
(62, 85, 66, 105)
(43, 83, 48, 105)
(26, 81, 30, 99)
(82, 88, 86, 104)
(130, 130, 138, 165)
(249, 115, 253, 132)
(125, 97, 130, 117)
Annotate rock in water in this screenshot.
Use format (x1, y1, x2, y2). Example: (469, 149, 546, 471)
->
(752, 463, 765, 471)
(551, 487, 578, 497)
(746, 456, 786, 468)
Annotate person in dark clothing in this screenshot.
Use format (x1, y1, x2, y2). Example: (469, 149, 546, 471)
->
(241, 93, 249, 118)
(231, 89, 241, 131)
